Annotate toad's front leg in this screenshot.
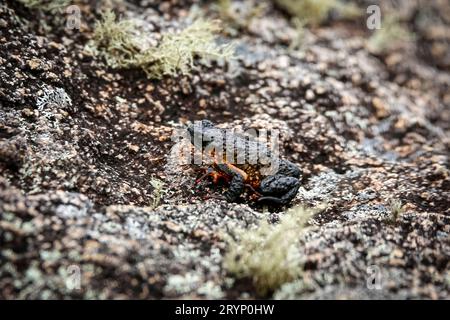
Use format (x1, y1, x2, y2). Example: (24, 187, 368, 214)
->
(215, 163, 246, 202)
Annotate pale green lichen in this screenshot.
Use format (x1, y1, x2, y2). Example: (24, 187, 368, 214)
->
(150, 178, 165, 209)
(136, 19, 235, 78)
(274, 0, 360, 26)
(367, 15, 414, 53)
(215, 0, 266, 34)
(88, 10, 141, 69)
(88, 10, 234, 79)
(388, 199, 405, 224)
(224, 205, 318, 295)
(288, 17, 308, 51)
(18, 0, 70, 12)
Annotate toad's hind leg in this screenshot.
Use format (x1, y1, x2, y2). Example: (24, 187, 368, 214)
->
(226, 174, 245, 202)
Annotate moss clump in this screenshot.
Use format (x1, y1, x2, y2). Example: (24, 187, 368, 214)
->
(88, 10, 234, 79)
(367, 15, 413, 54)
(18, 0, 70, 12)
(274, 0, 360, 26)
(224, 205, 318, 296)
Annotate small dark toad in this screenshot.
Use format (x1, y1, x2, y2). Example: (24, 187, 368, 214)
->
(187, 120, 301, 205)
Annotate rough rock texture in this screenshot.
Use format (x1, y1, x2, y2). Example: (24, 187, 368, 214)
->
(0, 0, 449, 299)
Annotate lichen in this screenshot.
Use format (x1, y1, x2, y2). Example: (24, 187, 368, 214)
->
(274, 0, 360, 26)
(288, 18, 308, 51)
(164, 272, 201, 295)
(215, 0, 266, 35)
(223, 205, 318, 296)
(273, 278, 315, 299)
(388, 199, 405, 224)
(150, 178, 165, 208)
(36, 86, 72, 113)
(87, 11, 234, 79)
(18, 0, 70, 12)
(367, 15, 414, 53)
(87, 10, 141, 69)
(137, 19, 234, 78)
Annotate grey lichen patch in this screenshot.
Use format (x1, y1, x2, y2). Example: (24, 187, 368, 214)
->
(273, 278, 315, 299)
(36, 86, 72, 117)
(297, 170, 343, 204)
(99, 221, 122, 234)
(40, 250, 62, 263)
(224, 205, 318, 295)
(87, 10, 234, 79)
(197, 280, 225, 299)
(18, 131, 79, 193)
(123, 215, 151, 240)
(55, 202, 90, 219)
(164, 272, 202, 296)
(341, 204, 390, 222)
